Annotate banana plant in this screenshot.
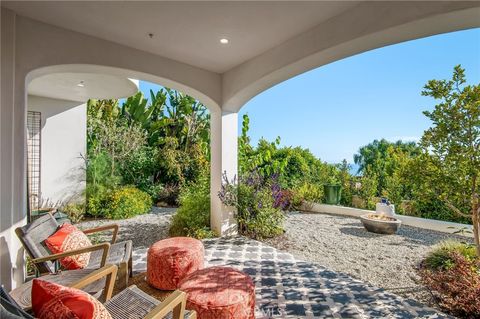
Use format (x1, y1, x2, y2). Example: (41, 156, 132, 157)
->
(122, 91, 166, 130)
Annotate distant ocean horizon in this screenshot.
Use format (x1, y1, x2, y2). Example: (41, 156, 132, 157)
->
(349, 163, 360, 176)
(327, 162, 360, 176)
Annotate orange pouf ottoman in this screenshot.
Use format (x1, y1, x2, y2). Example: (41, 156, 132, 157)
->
(147, 237, 204, 290)
(179, 266, 255, 319)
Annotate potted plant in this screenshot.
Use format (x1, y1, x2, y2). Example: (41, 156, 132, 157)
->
(324, 175, 342, 205)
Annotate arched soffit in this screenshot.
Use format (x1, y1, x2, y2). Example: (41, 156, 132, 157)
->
(26, 64, 221, 111)
(222, 4, 480, 112)
(15, 14, 221, 111)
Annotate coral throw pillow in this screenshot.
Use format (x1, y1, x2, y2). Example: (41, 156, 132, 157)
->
(31, 279, 112, 319)
(45, 223, 92, 270)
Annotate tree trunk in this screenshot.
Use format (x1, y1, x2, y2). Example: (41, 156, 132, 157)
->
(473, 202, 480, 256)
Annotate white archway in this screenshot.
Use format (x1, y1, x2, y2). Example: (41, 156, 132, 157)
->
(26, 64, 221, 112)
(222, 4, 480, 112)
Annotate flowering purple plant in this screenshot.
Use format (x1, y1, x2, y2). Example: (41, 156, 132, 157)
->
(218, 170, 290, 210)
(271, 173, 292, 210)
(218, 169, 286, 238)
(217, 171, 238, 207)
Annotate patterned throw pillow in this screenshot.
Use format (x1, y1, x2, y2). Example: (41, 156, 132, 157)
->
(31, 279, 112, 319)
(45, 223, 92, 270)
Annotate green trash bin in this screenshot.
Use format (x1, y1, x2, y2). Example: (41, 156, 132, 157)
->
(324, 184, 342, 205)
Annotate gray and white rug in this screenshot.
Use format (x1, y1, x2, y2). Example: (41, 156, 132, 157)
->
(132, 237, 448, 319)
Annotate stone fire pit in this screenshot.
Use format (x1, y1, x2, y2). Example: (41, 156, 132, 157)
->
(360, 213, 402, 234)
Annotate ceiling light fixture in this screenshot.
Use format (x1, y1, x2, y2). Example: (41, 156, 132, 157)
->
(77, 81, 85, 88)
(220, 38, 229, 44)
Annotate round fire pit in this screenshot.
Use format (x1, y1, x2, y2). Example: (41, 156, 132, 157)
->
(360, 214, 401, 234)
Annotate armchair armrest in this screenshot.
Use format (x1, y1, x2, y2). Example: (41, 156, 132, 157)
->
(31, 242, 111, 268)
(70, 264, 118, 302)
(82, 224, 119, 244)
(144, 290, 190, 319)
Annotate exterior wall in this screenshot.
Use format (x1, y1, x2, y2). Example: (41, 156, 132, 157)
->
(1, 9, 27, 290)
(27, 95, 86, 205)
(301, 203, 474, 237)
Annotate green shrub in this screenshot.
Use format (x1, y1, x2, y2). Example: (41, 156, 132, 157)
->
(291, 182, 323, 209)
(60, 202, 86, 223)
(423, 240, 477, 271)
(103, 186, 152, 219)
(142, 184, 164, 203)
(169, 177, 216, 239)
(157, 183, 181, 206)
(243, 207, 284, 238)
(119, 146, 162, 199)
(86, 185, 110, 217)
(219, 172, 285, 239)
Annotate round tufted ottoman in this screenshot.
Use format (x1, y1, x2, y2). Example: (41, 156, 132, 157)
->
(179, 266, 255, 319)
(147, 237, 204, 290)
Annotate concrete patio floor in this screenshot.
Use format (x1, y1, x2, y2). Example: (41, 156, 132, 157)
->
(131, 237, 449, 319)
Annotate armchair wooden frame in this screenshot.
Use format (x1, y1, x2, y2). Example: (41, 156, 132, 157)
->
(82, 224, 119, 244)
(15, 213, 132, 289)
(70, 265, 195, 319)
(31, 243, 111, 273)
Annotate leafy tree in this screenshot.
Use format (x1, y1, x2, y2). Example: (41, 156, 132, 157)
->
(420, 65, 480, 255)
(337, 159, 353, 205)
(87, 99, 119, 152)
(238, 114, 286, 178)
(87, 87, 211, 207)
(152, 88, 210, 151)
(391, 153, 465, 222)
(353, 139, 421, 195)
(357, 167, 379, 210)
(92, 120, 147, 176)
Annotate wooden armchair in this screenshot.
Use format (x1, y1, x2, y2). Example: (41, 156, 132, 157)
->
(72, 265, 196, 319)
(1, 265, 196, 319)
(15, 213, 132, 289)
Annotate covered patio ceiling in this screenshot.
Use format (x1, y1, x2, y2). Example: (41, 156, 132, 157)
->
(3, 1, 480, 111)
(3, 1, 360, 73)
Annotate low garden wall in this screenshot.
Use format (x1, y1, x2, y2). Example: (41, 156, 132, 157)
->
(301, 202, 473, 238)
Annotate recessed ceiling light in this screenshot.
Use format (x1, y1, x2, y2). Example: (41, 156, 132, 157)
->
(77, 81, 85, 88)
(220, 38, 229, 44)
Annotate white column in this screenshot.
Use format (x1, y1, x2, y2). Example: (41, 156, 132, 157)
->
(1, 8, 27, 289)
(210, 111, 238, 236)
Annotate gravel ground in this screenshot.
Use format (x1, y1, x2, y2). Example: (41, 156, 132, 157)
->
(77, 207, 175, 249)
(263, 211, 472, 304)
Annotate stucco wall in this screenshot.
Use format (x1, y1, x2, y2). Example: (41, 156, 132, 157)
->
(1, 8, 27, 290)
(301, 203, 473, 237)
(27, 95, 86, 205)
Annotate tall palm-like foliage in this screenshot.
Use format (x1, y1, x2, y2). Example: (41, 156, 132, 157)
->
(120, 88, 210, 192)
(154, 88, 210, 151)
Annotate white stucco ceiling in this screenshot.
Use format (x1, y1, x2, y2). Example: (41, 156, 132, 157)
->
(2, 1, 359, 73)
(28, 73, 139, 102)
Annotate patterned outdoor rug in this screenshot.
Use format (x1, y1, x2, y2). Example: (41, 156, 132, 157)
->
(131, 237, 449, 319)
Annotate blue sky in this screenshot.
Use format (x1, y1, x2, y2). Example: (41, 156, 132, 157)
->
(139, 28, 480, 164)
